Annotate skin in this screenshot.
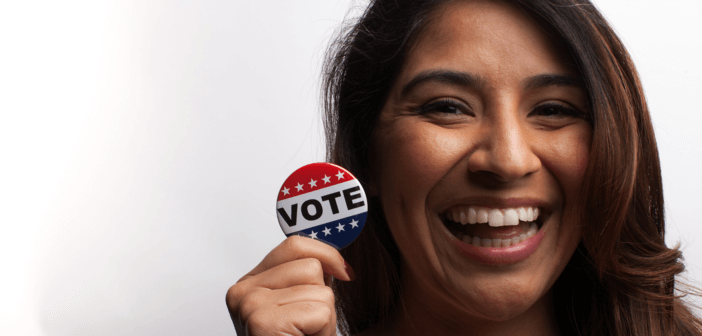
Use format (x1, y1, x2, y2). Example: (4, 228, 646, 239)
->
(226, 236, 353, 336)
(227, 1, 591, 335)
(368, 1, 591, 335)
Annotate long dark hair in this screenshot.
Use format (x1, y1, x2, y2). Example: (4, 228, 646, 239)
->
(322, 0, 701, 335)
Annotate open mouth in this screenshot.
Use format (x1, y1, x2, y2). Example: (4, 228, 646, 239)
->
(441, 206, 544, 248)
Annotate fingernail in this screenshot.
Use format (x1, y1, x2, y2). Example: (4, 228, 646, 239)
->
(344, 260, 356, 281)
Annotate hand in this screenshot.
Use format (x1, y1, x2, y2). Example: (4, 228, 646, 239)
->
(226, 235, 355, 336)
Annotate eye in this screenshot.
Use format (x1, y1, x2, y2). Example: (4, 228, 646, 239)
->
(531, 102, 584, 119)
(418, 98, 471, 116)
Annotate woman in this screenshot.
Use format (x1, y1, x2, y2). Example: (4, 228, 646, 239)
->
(227, 0, 702, 335)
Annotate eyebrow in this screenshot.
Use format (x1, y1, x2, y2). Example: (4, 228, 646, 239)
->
(522, 73, 583, 90)
(400, 70, 583, 97)
(400, 70, 486, 97)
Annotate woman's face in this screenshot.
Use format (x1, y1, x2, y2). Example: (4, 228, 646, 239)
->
(371, 0, 591, 322)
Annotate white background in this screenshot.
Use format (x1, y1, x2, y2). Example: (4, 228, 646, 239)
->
(0, 0, 700, 334)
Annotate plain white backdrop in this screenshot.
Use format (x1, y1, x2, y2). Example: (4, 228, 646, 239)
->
(0, 0, 700, 334)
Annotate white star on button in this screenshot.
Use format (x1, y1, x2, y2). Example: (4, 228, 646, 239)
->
(323, 227, 332, 236)
(295, 183, 304, 192)
(281, 187, 290, 195)
(349, 219, 359, 229)
(336, 171, 345, 180)
(322, 175, 331, 184)
(336, 223, 345, 232)
(309, 230, 318, 239)
(308, 179, 317, 188)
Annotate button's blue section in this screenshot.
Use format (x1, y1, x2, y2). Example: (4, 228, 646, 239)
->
(286, 212, 367, 250)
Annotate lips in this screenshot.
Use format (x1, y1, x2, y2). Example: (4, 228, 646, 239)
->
(440, 204, 547, 264)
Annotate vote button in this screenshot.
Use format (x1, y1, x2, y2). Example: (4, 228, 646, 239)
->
(276, 162, 367, 250)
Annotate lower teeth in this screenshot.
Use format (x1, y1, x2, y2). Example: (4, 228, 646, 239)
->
(460, 223, 538, 247)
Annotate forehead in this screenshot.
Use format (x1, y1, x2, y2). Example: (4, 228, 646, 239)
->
(400, 0, 573, 83)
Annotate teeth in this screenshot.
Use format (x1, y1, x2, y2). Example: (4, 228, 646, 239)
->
(477, 209, 489, 223)
(518, 207, 528, 221)
(455, 224, 540, 248)
(472, 236, 481, 246)
(445, 206, 541, 227)
(528, 223, 538, 236)
(456, 231, 465, 240)
(488, 209, 503, 227)
(468, 208, 477, 224)
(504, 209, 519, 226)
(481, 238, 492, 247)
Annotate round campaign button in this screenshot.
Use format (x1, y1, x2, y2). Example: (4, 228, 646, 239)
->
(276, 162, 367, 250)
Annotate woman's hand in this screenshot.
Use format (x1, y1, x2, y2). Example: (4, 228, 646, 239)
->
(226, 235, 355, 336)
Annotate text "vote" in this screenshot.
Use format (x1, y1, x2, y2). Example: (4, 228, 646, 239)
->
(277, 186, 365, 227)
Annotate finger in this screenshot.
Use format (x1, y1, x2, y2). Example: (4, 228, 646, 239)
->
(249, 235, 351, 281)
(265, 285, 335, 310)
(238, 285, 335, 320)
(247, 301, 335, 336)
(228, 258, 328, 314)
(252, 258, 326, 289)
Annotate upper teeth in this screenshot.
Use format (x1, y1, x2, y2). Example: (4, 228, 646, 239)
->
(445, 206, 540, 227)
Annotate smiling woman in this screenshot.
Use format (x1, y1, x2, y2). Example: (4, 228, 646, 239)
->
(227, 0, 702, 335)
(369, 2, 591, 330)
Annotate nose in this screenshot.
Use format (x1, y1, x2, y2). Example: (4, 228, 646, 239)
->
(465, 111, 541, 185)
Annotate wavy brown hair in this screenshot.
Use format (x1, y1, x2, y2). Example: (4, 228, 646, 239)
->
(322, 0, 701, 335)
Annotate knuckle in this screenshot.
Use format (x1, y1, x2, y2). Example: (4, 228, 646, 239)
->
(321, 286, 335, 305)
(301, 257, 323, 273)
(246, 310, 274, 335)
(284, 235, 306, 251)
(312, 302, 333, 319)
(322, 304, 333, 317)
(300, 258, 324, 280)
(237, 290, 268, 320)
(225, 283, 246, 308)
(226, 284, 263, 321)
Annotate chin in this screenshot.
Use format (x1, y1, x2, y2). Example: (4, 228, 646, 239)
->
(463, 285, 548, 322)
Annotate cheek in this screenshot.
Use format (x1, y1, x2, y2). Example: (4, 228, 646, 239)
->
(373, 120, 465, 195)
(372, 120, 468, 268)
(540, 127, 591, 197)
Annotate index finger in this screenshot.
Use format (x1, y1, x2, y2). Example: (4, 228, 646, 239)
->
(247, 235, 353, 281)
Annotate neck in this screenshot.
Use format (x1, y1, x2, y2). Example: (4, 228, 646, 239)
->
(383, 267, 561, 336)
